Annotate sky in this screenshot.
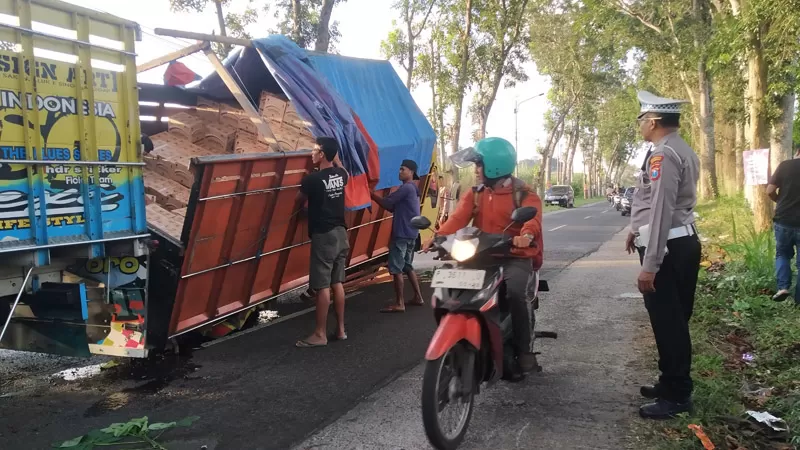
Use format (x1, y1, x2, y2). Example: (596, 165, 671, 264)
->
(63, 0, 586, 170)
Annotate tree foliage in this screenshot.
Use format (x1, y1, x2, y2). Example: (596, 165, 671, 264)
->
(169, 0, 258, 58)
(468, 0, 531, 140)
(268, 0, 348, 53)
(380, 0, 437, 89)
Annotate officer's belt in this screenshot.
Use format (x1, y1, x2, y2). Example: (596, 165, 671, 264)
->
(635, 223, 697, 248)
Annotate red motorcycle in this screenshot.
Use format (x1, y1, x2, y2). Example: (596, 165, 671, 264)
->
(411, 207, 556, 450)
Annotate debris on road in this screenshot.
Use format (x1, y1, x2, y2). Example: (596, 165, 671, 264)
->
(687, 424, 715, 449)
(52, 364, 105, 382)
(745, 410, 788, 432)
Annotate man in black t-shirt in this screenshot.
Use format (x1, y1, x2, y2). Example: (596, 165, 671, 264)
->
(295, 137, 350, 347)
(767, 147, 800, 305)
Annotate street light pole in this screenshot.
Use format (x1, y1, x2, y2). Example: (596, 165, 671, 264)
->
(513, 92, 545, 176)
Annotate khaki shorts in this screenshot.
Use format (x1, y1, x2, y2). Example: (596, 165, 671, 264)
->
(309, 226, 350, 290)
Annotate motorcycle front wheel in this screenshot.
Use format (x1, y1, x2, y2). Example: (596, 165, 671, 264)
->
(422, 342, 475, 450)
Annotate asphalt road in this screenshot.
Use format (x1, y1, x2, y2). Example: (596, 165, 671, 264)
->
(297, 230, 650, 450)
(0, 201, 631, 450)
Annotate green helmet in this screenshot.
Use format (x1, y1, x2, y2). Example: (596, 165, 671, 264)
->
(450, 137, 517, 178)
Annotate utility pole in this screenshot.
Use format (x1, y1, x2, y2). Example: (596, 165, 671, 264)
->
(513, 92, 546, 176)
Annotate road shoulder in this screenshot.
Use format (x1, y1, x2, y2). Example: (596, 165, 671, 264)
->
(296, 229, 650, 450)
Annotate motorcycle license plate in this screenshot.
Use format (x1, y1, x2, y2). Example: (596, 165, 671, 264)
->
(431, 269, 486, 290)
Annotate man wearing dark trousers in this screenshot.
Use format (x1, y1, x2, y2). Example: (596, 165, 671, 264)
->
(625, 91, 701, 419)
(767, 146, 800, 305)
(295, 137, 350, 348)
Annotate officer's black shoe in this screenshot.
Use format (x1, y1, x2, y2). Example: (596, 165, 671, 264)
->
(639, 398, 692, 420)
(640, 384, 662, 399)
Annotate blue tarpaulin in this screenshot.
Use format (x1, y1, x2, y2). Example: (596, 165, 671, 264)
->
(308, 53, 436, 190)
(188, 36, 434, 194)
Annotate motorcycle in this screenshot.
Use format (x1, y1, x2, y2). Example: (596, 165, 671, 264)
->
(613, 193, 623, 210)
(620, 194, 632, 216)
(411, 207, 556, 450)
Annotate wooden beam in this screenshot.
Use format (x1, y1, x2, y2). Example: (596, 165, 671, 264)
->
(155, 28, 253, 48)
(203, 47, 282, 152)
(137, 41, 208, 73)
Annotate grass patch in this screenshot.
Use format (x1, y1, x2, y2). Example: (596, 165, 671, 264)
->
(635, 196, 800, 450)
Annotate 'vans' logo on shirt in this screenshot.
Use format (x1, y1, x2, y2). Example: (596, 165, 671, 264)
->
(323, 175, 344, 190)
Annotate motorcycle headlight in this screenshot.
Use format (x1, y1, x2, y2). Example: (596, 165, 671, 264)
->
(451, 238, 478, 262)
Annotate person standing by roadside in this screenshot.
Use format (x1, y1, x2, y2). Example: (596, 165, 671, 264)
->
(435, 174, 450, 230)
(625, 91, 701, 419)
(767, 146, 800, 305)
(295, 137, 350, 348)
(371, 160, 425, 312)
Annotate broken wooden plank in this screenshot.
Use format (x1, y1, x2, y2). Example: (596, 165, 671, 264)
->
(155, 28, 253, 48)
(137, 41, 208, 73)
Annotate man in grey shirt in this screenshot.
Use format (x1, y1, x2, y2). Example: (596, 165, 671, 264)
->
(625, 91, 702, 419)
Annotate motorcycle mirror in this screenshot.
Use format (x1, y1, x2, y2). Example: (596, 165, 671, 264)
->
(511, 206, 537, 223)
(410, 215, 432, 230)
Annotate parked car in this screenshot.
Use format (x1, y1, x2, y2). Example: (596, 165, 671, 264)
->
(620, 187, 635, 216)
(545, 185, 575, 208)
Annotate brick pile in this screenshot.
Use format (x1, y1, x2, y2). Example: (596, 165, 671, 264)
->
(144, 91, 314, 241)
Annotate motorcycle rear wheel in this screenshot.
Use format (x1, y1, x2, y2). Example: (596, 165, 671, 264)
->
(422, 343, 475, 450)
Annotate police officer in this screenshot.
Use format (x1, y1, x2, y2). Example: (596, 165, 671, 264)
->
(625, 91, 702, 420)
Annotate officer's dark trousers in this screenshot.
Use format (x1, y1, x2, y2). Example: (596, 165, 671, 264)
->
(638, 235, 701, 401)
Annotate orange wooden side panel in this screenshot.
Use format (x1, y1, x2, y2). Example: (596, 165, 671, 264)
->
(167, 152, 415, 336)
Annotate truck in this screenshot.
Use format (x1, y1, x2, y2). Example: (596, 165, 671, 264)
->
(0, 1, 436, 359)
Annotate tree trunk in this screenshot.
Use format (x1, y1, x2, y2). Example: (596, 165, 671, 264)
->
(543, 156, 551, 189)
(616, 153, 632, 185)
(314, 0, 336, 52)
(698, 63, 718, 199)
(450, 0, 473, 156)
(536, 109, 569, 193)
(770, 91, 795, 174)
(722, 121, 738, 196)
(428, 38, 442, 166)
(735, 119, 745, 190)
(747, 37, 772, 232)
(405, 15, 415, 88)
(544, 121, 566, 188)
(430, 37, 447, 159)
(583, 134, 592, 198)
(591, 130, 601, 197)
(291, 0, 303, 46)
(561, 122, 578, 184)
(565, 131, 579, 185)
(214, 0, 231, 58)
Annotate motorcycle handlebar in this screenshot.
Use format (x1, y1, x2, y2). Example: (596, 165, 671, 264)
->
(428, 233, 535, 256)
